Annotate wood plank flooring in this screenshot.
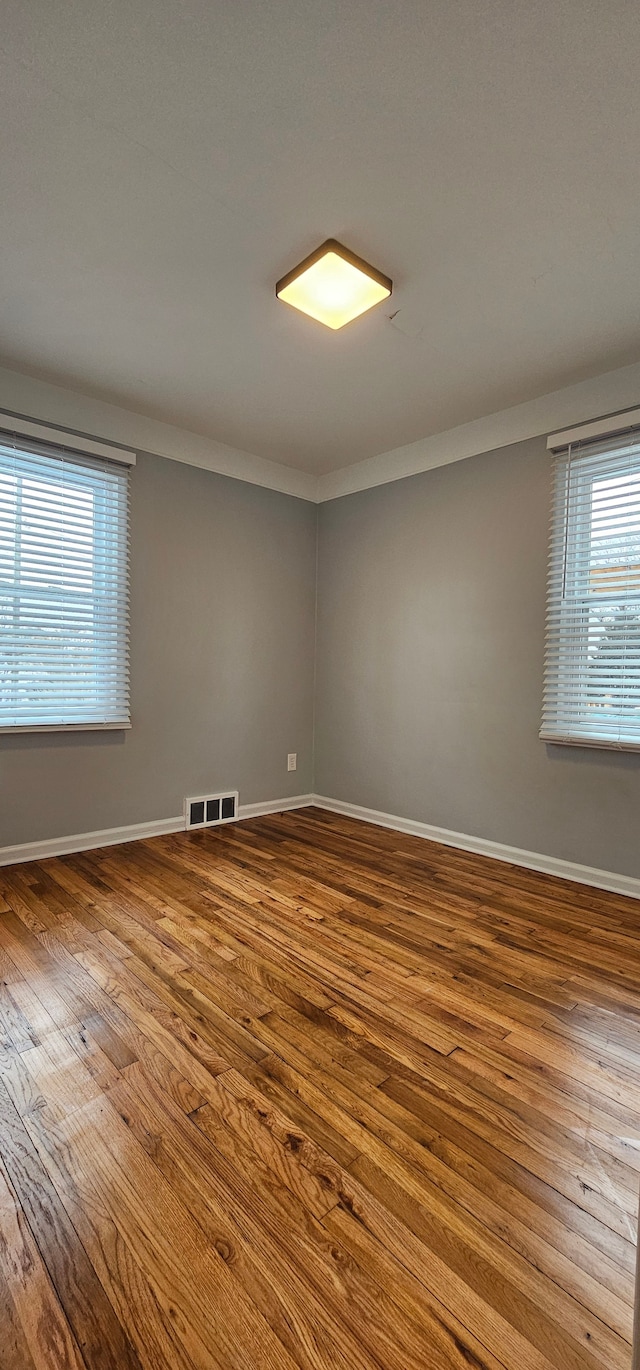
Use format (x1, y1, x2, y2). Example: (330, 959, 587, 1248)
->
(0, 805, 638, 1370)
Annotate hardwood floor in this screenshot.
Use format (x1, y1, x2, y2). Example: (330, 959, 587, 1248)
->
(0, 806, 638, 1370)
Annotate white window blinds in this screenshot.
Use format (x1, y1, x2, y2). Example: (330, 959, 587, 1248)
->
(0, 432, 131, 730)
(541, 432, 640, 750)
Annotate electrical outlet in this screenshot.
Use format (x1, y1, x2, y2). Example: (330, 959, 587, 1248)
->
(287, 753, 297, 771)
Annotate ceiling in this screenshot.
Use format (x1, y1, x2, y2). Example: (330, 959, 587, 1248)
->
(1, 0, 640, 479)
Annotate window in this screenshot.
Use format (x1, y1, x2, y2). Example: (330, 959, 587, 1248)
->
(0, 433, 131, 730)
(542, 432, 640, 749)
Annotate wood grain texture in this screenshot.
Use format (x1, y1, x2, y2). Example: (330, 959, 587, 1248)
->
(0, 806, 638, 1369)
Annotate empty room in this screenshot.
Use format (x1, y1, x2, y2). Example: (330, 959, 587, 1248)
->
(2, 3, 640, 1367)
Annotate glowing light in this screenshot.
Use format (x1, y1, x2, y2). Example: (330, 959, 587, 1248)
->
(276, 240, 392, 330)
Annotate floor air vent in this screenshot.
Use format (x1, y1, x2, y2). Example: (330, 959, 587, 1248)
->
(185, 791, 238, 830)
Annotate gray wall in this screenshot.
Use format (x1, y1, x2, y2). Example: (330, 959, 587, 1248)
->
(1, 452, 317, 846)
(4, 433, 639, 878)
(315, 436, 640, 878)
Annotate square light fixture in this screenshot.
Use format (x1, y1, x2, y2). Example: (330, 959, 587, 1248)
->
(276, 239, 392, 330)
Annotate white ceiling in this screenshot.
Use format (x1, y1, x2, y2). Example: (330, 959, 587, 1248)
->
(1, 1, 640, 479)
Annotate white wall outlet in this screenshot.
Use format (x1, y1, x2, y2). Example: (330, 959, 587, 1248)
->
(287, 753, 297, 771)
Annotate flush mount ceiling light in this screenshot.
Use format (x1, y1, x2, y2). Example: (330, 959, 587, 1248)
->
(276, 239, 392, 330)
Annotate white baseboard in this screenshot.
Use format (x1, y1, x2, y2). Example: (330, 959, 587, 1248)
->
(311, 794, 640, 902)
(0, 794, 315, 867)
(2, 791, 637, 902)
(238, 794, 314, 821)
(0, 815, 185, 867)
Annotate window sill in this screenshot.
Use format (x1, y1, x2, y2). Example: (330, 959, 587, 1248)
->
(540, 730, 640, 753)
(0, 722, 131, 734)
